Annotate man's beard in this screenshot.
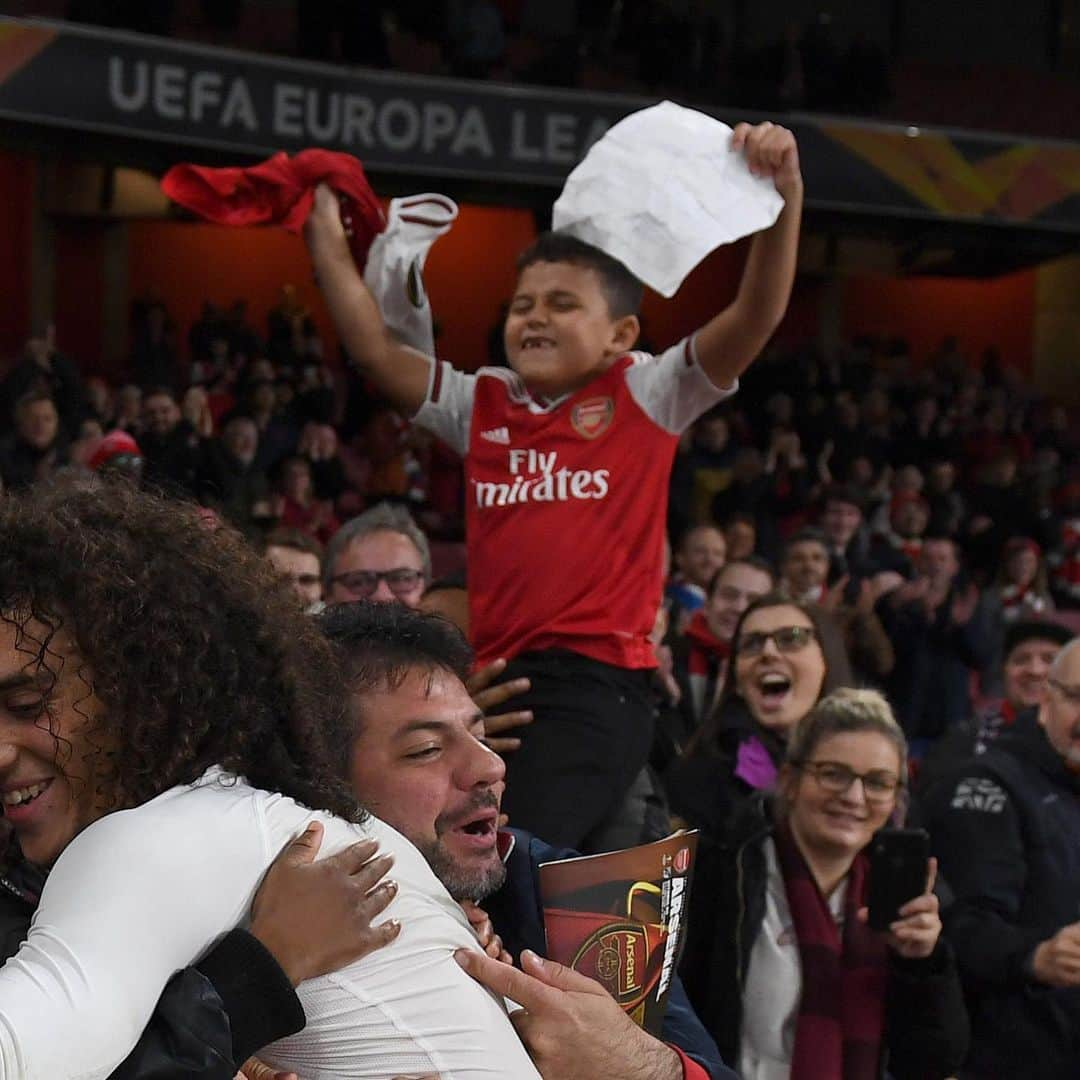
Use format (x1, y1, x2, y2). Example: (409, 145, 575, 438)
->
(422, 788, 507, 902)
(419, 837, 507, 902)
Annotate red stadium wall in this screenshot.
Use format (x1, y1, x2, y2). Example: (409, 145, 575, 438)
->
(843, 270, 1037, 372)
(127, 219, 338, 368)
(126, 204, 539, 373)
(54, 220, 106, 376)
(0, 152, 35, 364)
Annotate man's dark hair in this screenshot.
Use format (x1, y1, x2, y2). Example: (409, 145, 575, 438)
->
(263, 526, 324, 561)
(782, 527, 830, 560)
(0, 476, 360, 825)
(142, 386, 177, 403)
(319, 601, 474, 706)
(516, 232, 643, 319)
(821, 484, 866, 515)
(707, 556, 776, 598)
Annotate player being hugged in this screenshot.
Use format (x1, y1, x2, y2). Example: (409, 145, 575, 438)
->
(304, 121, 803, 852)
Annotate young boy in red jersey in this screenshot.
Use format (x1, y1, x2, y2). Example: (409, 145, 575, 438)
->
(305, 121, 802, 850)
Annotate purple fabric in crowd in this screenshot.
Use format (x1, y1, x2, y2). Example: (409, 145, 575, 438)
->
(734, 735, 778, 790)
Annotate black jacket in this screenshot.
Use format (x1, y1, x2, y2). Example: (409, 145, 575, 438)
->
(0, 859, 303, 1079)
(918, 709, 1080, 1079)
(679, 795, 969, 1079)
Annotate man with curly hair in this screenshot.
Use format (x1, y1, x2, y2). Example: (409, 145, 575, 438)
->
(0, 477, 538, 1079)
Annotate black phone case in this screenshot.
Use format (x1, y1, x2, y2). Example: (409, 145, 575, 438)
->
(867, 828, 929, 932)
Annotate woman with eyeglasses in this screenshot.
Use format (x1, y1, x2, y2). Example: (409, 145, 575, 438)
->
(679, 688, 969, 1080)
(667, 593, 853, 834)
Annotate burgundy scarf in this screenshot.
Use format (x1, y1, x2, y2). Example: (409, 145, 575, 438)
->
(773, 824, 889, 1080)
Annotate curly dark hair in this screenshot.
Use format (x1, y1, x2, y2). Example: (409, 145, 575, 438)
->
(0, 476, 360, 823)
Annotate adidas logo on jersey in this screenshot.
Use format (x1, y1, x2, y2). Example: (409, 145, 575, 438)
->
(480, 426, 510, 445)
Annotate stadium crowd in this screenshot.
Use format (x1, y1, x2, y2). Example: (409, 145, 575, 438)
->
(0, 119, 1078, 1080)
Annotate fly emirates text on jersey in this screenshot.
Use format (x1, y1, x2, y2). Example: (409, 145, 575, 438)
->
(474, 448, 610, 508)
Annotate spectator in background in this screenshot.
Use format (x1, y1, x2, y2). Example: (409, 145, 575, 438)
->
(0, 391, 68, 491)
(273, 455, 341, 545)
(994, 536, 1055, 621)
(722, 510, 758, 562)
(674, 557, 775, 732)
(916, 617, 1073, 799)
(448, 0, 506, 78)
(199, 414, 272, 535)
(779, 528, 895, 686)
(670, 409, 737, 537)
(420, 571, 471, 638)
(297, 422, 348, 505)
(140, 387, 204, 498)
(921, 638, 1080, 1079)
(681, 689, 967, 1080)
(130, 300, 180, 390)
(667, 524, 728, 630)
(324, 502, 430, 607)
(667, 593, 852, 836)
(924, 458, 966, 537)
(115, 384, 144, 434)
(818, 485, 874, 581)
(264, 527, 325, 612)
(881, 537, 996, 744)
(0, 326, 86, 438)
(245, 377, 298, 472)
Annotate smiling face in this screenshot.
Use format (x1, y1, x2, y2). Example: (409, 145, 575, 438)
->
(735, 603, 826, 735)
(1040, 643, 1080, 770)
(783, 731, 900, 859)
(0, 618, 111, 868)
(677, 526, 727, 591)
(1004, 637, 1061, 709)
(143, 392, 180, 438)
(705, 563, 773, 643)
(821, 499, 861, 549)
(328, 531, 426, 607)
(782, 540, 830, 597)
(349, 667, 507, 901)
(1006, 547, 1039, 588)
(503, 261, 638, 399)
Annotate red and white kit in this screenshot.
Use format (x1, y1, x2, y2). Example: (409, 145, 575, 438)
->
(415, 337, 735, 669)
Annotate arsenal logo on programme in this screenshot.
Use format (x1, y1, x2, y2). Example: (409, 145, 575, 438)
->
(571, 396, 614, 439)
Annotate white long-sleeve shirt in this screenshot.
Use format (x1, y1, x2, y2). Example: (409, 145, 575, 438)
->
(0, 769, 540, 1080)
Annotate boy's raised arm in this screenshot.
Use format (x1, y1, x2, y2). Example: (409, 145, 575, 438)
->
(693, 122, 804, 390)
(304, 184, 432, 417)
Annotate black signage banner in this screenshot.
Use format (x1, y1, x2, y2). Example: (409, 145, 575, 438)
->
(1, 17, 1079, 232)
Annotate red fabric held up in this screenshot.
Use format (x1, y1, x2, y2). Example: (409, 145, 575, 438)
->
(160, 149, 386, 268)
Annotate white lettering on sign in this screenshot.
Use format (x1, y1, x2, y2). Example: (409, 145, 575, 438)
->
(273, 82, 304, 137)
(106, 57, 603, 167)
(109, 58, 256, 131)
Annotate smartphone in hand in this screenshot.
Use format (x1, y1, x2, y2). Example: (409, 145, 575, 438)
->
(867, 828, 930, 932)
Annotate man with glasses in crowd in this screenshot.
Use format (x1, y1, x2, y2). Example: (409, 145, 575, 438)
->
(921, 636, 1080, 1079)
(323, 502, 430, 607)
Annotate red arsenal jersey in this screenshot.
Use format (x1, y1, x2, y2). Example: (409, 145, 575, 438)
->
(416, 338, 735, 669)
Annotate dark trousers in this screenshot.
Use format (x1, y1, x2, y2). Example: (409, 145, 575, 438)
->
(499, 650, 655, 853)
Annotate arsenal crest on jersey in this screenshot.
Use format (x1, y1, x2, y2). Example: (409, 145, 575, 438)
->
(571, 396, 615, 439)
